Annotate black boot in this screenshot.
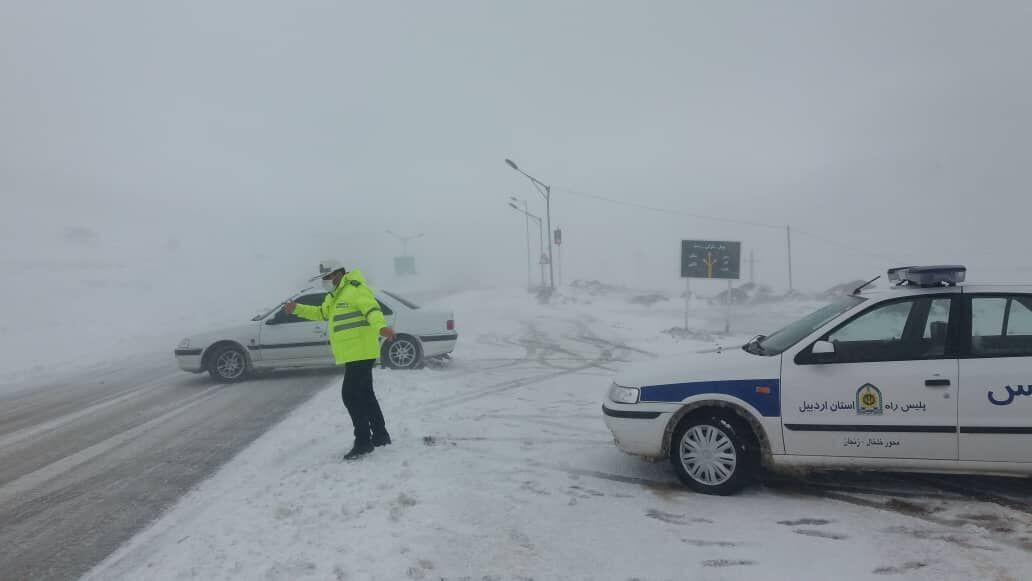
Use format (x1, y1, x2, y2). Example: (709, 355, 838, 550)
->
(343, 441, 374, 460)
(372, 432, 392, 447)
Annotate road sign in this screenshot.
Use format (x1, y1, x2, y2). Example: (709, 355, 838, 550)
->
(554, 228, 562, 246)
(539, 253, 550, 265)
(394, 256, 416, 276)
(681, 240, 741, 279)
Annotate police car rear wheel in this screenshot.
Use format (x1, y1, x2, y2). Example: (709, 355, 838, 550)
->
(671, 413, 756, 495)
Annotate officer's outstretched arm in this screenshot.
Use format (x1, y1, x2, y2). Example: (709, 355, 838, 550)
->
(293, 293, 333, 321)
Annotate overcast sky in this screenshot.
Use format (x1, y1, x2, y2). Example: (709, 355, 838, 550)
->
(3, 0, 1031, 294)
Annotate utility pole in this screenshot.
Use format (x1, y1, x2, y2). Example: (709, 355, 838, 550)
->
(506, 158, 554, 290)
(510, 196, 532, 290)
(508, 202, 545, 288)
(786, 225, 794, 292)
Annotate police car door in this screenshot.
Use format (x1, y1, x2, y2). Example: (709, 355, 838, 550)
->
(257, 293, 331, 364)
(781, 293, 960, 460)
(960, 292, 1032, 462)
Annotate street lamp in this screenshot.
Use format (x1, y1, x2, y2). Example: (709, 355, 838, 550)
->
(385, 230, 423, 256)
(505, 158, 554, 289)
(509, 196, 532, 291)
(507, 201, 545, 288)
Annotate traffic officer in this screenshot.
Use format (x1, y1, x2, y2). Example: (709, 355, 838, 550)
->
(284, 260, 395, 459)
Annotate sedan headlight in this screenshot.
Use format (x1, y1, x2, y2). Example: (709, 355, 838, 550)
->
(609, 383, 640, 404)
(177, 338, 191, 349)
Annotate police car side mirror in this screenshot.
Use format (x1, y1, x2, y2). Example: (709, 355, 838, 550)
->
(812, 340, 835, 355)
(806, 340, 838, 364)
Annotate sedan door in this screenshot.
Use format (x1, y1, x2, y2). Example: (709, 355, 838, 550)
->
(781, 294, 960, 460)
(256, 293, 331, 364)
(959, 293, 1032, 462)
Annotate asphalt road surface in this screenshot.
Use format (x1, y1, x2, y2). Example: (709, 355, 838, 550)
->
(0, 355, 336, 581)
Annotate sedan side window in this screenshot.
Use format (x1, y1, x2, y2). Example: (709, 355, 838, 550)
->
(270, 293, 327, 325)
(971, 295, 1032, 357)
(822, 297, 950, 363)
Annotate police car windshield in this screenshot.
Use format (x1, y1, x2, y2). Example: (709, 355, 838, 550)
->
(753, 296, 865, 355)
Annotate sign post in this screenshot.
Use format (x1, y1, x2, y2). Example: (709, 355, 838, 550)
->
(394, 256, 416, 276)
(554, 228, 563, 287)
(680, 240, 742, 334)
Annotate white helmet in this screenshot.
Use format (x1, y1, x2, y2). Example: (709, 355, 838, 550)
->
(310, 259, 346, 281)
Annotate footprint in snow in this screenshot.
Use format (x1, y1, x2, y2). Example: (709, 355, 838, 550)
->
(646, 509, 713, 525)
(683, 538, 738, 547)
(872, 561, 928, 575)
(777, 518, 832, 526)
(702, 559, 756, 568)
(793, 529, 849, 540)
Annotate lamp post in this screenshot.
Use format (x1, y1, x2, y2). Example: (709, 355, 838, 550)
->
(508, 202, 545, 288)
(505, 158, 554, 289)
(385, 230, 423, 256)
(510, 196, 532, 291)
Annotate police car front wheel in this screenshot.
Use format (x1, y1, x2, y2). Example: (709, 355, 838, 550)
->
(670, 413, 757, 495)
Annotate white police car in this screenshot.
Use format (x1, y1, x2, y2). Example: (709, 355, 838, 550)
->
(603, 265, 1032, 495)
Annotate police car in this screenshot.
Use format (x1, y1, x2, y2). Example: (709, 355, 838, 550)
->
(603, 265, 1032, 495)
(174, 288, 457, 381)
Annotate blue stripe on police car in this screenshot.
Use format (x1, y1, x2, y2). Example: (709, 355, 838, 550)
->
(639, 379, 781, 417)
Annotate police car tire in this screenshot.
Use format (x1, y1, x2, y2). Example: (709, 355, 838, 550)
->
(670, 412, 757, 495)
(207, 345, 249, 383)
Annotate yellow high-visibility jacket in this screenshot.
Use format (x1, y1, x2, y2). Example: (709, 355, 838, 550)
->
(294, 269, 386, 364)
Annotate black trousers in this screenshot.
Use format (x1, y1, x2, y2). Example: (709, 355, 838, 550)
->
(341, 359, 387, 445)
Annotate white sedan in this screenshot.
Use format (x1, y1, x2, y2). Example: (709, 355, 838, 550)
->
(175, 288, 457, 381)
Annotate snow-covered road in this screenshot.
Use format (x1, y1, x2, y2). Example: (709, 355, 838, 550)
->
(81, 287, 1032, 581)
(0, 355, 331, 581)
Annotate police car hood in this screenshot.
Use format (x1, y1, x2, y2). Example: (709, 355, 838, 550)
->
(614, 346, 780, 388)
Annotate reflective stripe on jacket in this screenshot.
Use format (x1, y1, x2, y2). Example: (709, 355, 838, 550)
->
(293, 269, 386, 363)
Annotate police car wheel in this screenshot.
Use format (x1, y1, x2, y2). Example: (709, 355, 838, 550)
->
(670, 413, 756, 495)
(207, 345, 249, 383)
(384, 336, 422, 369)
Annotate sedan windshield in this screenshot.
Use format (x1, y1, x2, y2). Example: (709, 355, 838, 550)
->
(251, 288, 312, 321)
(383, 291, 420, 310)
(748, 296, 865, 355)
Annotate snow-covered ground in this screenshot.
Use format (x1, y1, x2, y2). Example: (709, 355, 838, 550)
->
(84, 286, 1032, 581)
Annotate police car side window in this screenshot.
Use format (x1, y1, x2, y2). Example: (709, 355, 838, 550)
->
(820, 297, 950, 363)
(828, 301, 912, 343)
(971, 295, 1032, 357)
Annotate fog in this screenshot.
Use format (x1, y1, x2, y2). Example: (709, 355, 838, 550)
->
(3, 1, 1032, 372)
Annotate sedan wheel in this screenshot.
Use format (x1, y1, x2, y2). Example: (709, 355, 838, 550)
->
(208, 346, 248, 382)
(385, 337, 421, 369)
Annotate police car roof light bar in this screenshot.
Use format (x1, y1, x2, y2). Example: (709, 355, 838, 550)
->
(887, 266, 918, 285)
(901, 265, 966, 287)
